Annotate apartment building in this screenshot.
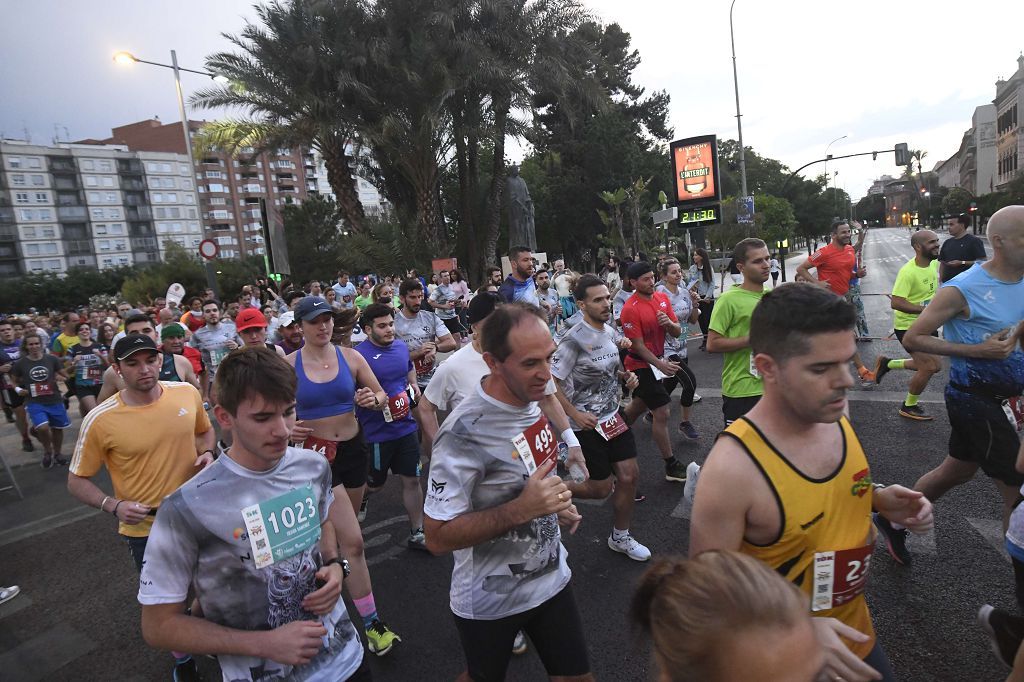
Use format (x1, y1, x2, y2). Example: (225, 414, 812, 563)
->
(0, 140, 201, 276)
(994, 54, 1023, 191)
(312, 144, 389, 217)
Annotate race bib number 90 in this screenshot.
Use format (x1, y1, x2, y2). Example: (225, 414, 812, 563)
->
(811, 544, 874, 612)
(382, 391, 411, 422)
(512, 416, 559, 475)
(241, 483, 321, 569)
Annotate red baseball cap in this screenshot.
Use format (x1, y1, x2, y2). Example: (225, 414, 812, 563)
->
(235, 308, 268, 332)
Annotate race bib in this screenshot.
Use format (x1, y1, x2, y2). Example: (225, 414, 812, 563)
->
(650, 357, 670, 381)
(413, 355, 434, 376)
(382, 391, 411, 422)
(301, 435, 338, 463)
(1, 373, 13, 390)
(77, 364, 102, 384)
(241, 483, 321, 570)
(29, 382, 54, 398)
(209, 347, 230, 369)
(512, 416, 559, 475)
(749, 352, 761, 378)
(811, 544, 874, 612)
(596, 412, 628, 441)
(1003, 397, 1024, 433)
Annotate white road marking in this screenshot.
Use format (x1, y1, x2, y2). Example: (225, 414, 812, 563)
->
(966, 517, 1009, 563)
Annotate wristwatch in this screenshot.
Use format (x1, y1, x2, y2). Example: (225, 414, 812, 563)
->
(324, 557, 351, 578)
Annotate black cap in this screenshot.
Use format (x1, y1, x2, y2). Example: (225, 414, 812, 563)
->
(626, 261, 653, 282)
(467, 293, 498, 325)
(113, 334, 159, 361)
(294, 296, 333, 322)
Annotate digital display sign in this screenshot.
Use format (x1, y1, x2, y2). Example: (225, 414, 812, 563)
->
(678, 204, 720, 227)
(669, 135, 721, 206)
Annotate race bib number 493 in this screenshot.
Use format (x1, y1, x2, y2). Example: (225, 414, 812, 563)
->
(512, 416, 558, 475)
(241, 484, 321, 569)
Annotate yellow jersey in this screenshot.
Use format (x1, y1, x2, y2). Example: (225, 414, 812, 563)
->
(725, 416, 876, 659)
(70, 381, 212, 537)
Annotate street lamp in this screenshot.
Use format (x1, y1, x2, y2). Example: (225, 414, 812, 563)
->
(113, 49, 227, 295)
(824, 134, 849, 212)
(729, 0, 748, 196)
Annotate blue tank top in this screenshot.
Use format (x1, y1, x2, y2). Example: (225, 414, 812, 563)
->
(295, 346, 356, 420)
(942, 264, 1024, 417)
(159, 352, 181, 382)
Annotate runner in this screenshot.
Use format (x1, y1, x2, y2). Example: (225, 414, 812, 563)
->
(65, 320, 109, 418)
(877, 205, 1024, 568)
(180, 296, 205, 333)
(67, 334, 215, 681)
(333, 271, 358, 309)
(688, 248, 716, 351)
(873, 230, 942, 421)
(11, 334, 70, 467)
(655, 258, 702, 441)
(189, 300, 240, 402)
(284, 296, 401, 656)
(497, 246, 541, 305)
(707, 238, 771, 427)
(394, 278, 456, 460)
(428, 270, 465, 338)
(618, 261, 690, 482)
(0, 319, 33, 452)
(159, 324, 204, 392)
(535, 268, 560, 331)
(552, 274, 649, 561)
(938, 213, 987, 283)
(424, 303, 593, 681)
(138, 347, 369, 681)
(97, 313, 198, 403)
(552, 261, 577, 323)
(236, 308, 286, 357)
(276, 311, 304, 354)
(690, 282, 934, 682)
(794, 219, 876, 384)
(353, 303, 429, 549)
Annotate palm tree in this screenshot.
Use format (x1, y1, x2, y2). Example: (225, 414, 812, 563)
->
(190, 0, 371, 233)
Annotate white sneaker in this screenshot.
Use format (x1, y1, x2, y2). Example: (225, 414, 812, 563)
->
(608, 533, 652, 562)
(0, 585, 20, 605)
(692, 393, 702, 403)
(512, 630, 528, 655)
(683, 462, 701, 504)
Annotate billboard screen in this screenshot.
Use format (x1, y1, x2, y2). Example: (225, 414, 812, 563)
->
(669, 135, 720, 206)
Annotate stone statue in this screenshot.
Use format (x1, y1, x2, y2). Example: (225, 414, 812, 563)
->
(506, 165, 537, 250)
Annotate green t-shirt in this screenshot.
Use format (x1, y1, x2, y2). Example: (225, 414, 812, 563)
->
(709, 287, 765, 398)
(891, 259, 938, 330)
(354, 294, 373, 311)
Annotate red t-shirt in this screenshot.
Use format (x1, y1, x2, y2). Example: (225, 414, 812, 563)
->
(619, 292, 679, 371)
(807, 242, 856, 296)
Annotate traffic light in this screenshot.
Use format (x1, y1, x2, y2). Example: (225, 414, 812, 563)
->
(894, 143, 910, 166)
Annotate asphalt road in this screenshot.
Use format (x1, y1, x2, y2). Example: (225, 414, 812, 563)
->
(0, 227, 1014, 681)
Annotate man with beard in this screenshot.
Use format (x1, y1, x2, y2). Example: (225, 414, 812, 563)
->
(138, 347, 368, 681)
(69, 334, 215, 681)
(394, 278, 456, 460)
(276, 311, 305, 354)
(873, 230, 943, 421)
(159, 324, 204, 391)
(355, 304, 427, 550)
(690, 283, 933, 682)
(424, 303, 591, 681)
(796, 220, 876, 385)
(535, 268, 560, 331)
(190, 300, 239, 403)
(498, 246, 540, 306)
(97, 314, 198, 403)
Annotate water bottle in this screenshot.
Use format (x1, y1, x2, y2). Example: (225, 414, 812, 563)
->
(557, 442, 587, 484)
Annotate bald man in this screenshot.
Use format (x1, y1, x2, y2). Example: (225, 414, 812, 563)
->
(874, 207, 1024, 566)
(872, 230, 942, 421)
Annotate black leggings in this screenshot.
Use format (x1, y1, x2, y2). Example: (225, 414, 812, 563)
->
(663, 354, 698, 408)
(697, 299, 714, 340)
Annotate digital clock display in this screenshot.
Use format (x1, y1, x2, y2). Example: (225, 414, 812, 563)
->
(678, 204, 721, 227)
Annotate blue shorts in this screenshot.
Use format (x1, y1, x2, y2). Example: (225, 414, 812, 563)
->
(27, 401, 71, 430)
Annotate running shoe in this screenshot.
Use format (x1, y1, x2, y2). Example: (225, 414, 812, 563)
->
(608, 533, 652, 562)
(857, 367, 876, 386)
(679, 421, 700, 440)
(365, 618, 401, 656)
(41, 453, 53, 469)
(664, 458, 688, 482)
(898, 403, 933, 421)
(692, 393, 702, 403)
(358, 497, 368, 523)
(408, 528, 429, 551)
(0, 585, 19, 606)
(683, 462, 701, 504)
(21, 439, 34, 453)
(634, 491, 646, 503)
(54, 453, 69, 466)
(172, 656, 205, 682)
(874, 355, 892, 384)
(978, 604, 1024, 668)
(512, 630, 528, 655)
(873, 513, 912, 566)
(643, 412, 653, 424)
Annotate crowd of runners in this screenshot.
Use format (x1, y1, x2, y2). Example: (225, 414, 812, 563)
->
(2, 205, 1024, 681)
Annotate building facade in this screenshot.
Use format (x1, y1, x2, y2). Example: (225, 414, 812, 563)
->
(995, 54, 1023, 192)
(0, 140, 201, 276)
(959, 104, 998, 195)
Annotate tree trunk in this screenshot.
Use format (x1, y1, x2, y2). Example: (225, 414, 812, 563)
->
(481, 94, 510, 278)
(453, 103, 476, 281)
(320, 136, 365, 234)
(415, 170, 445, 257)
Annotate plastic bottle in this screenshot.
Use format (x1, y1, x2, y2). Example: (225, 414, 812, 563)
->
(558, 442, 587, 483)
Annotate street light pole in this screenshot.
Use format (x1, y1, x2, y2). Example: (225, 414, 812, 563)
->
(729, 0, 747, 197)
(824, 134, 848, 216)
(169, 50, 197, 171)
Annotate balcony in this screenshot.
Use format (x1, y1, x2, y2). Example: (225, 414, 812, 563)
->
(131, 237, 158, 250)
(125, 206, 152, 221)
(48, 159, 76, 173)
(121, 179, 146, 191)
(54, 177, 80, 191)
(117, 160, 143, 174)
(66, 240, 94, 255)
(241, 184, 264, 194)
(57, 192, 83, 207)
(58, 206, 88, 220)
(129, 222, 155, 236)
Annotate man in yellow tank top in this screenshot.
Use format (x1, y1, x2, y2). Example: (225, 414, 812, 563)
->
(690, 283, 934, 682)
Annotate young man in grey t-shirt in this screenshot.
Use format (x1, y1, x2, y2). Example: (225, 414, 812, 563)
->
(424, 304, 593, 681)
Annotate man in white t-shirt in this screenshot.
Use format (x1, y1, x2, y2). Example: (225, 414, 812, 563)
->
(424, 303, 592, 681)
(332, 272, 357, 310)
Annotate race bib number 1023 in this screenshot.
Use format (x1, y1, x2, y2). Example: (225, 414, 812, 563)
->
(241, 484, 321, 569)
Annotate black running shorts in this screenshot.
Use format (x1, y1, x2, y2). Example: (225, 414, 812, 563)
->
(331, 432, 370, 489)
(632, 367, 672, 410)
(575, 423, 637, 481)
(947, 401, 1024, 487)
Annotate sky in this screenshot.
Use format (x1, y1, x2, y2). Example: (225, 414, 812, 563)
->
(1, 0, 1020, 200)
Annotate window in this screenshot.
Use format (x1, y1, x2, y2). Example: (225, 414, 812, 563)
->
(19, 209, 34, 221)
(109, 223, 124, 234)
(90, 208, 104, 220)
(81, 159, 95, 170)
(38, 209, 52, 220)
(45, 259, 60, 270)
(30, 175, 44, 186)
(8, 157, 22, 169)
(14, 192, 29, 204)
(28, 158, 41, 169)
(95, 224, 107, 235)
(171, 222, 183, 233)
(98, 160, 113, 172)
(98, 239, 111, 251)
(102, 176, 114, 188)
(146, 162, 158, 173)
(109, 208, 122, 219)
(184, 193, 194, 204)
(85, 176, 98, 187)
(161, 163, 172, 173)
(35, 192, 48, 203)
(152, 193, 163, 203)
(179, 164, 190, 174)
(118, 257, 130, 265)
(102, 258, 113, 267)
(26, 243, 39, 256)
(208, 183, 225, 193)
(88, 191, 100, 202)
(40, 227, 56, 238)
(166, 192, 177, 203)
(21, 226, 36, 239)
(11, 174, 25, 186)
(105, 192, 116, 202)
(162, 177, 176, 188)
(182, 179, 192, 189)
(187, 208, 197, 219)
